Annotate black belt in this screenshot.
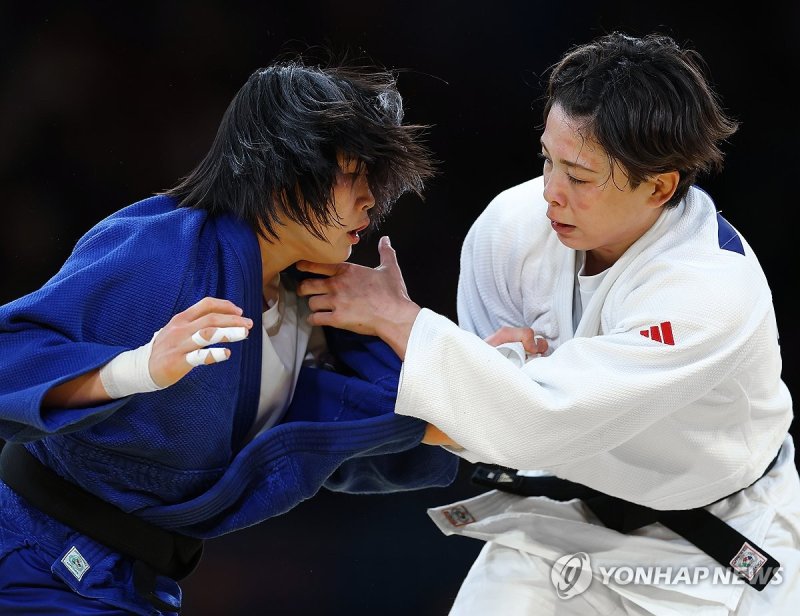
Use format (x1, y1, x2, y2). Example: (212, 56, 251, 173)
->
(472, 450, 782, 592)
(0, 442, 204, 612)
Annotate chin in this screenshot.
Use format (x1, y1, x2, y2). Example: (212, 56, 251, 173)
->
(338, 242, 354, 261)
(557, 236, 582, 250)
(317, 247, 352, 264)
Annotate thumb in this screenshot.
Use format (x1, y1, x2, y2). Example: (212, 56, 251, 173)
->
(378, 236, 398, 268)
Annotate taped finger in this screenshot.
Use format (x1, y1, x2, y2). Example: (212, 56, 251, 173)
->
(185, 347, 229, 367)
(495, 341, 527, 368)
(191, 326, 247, 347)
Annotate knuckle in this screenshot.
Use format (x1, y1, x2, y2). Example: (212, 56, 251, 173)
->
(166, 319, 187, 335)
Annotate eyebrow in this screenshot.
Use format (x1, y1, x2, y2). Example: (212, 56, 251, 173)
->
(540, 141, 598, 174)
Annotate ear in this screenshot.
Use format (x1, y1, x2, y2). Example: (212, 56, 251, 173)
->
(649, 171, 680, 207)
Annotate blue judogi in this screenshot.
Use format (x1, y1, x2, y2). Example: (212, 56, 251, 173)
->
(0, 195, 457, 614)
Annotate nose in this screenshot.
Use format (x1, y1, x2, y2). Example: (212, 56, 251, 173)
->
(360, 176, 376, 210)
(542, 170, 565, 208)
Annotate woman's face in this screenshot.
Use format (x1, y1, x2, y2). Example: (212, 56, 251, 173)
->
(540, 103, 666, 274)
(276, 153, 375, 265)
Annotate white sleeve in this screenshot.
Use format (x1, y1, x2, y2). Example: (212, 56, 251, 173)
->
(395, 298, 791, 508)
(405, 187, 791, 507)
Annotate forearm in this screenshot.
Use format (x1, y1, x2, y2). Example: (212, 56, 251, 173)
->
(423, 423, 462, 449)
(42, 369, 111, 409)
(42, 336, 157, 409)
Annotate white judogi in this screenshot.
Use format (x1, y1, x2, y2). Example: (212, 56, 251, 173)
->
(394, 177, 800, 614)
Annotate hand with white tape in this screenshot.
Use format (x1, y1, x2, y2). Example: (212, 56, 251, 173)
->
(100, 297, 253, 398)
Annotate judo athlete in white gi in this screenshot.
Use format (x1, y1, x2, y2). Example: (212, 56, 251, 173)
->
(295, 32, 800, 615)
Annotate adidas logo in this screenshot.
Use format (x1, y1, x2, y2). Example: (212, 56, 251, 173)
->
(640, 321, 674, 345)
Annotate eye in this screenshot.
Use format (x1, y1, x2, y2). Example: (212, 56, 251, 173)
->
(335, 171, 357, 186)
(538, 152, 588, 185)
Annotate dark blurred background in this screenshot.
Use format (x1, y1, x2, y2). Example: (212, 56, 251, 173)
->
(1, 2, 798, 614)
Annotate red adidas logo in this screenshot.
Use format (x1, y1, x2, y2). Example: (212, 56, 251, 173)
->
(640, 321, 674, 345)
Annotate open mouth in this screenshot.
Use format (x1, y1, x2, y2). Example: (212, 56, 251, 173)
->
(348, 221, 370, 242)
(549, 218, 575, 232)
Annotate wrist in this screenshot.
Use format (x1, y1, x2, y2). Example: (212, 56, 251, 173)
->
(99, 332, 165, 399)
(377, 301, 421, 360)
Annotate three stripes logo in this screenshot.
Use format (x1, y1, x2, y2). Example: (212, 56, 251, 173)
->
(640, 321, 674, 345)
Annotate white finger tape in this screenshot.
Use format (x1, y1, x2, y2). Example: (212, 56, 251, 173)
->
(495, 342, 527, 368)
(191, 327, 247, 347)
(185, 347, 229, 367)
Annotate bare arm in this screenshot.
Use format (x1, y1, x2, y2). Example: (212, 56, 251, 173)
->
(43, 370, 110, 409)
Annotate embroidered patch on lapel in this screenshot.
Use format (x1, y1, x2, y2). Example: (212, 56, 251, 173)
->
(730, 542, 767, 581)
(442, 505, 476, 527)
(639, 321, 675, 345)
(61, 546, 90, 581)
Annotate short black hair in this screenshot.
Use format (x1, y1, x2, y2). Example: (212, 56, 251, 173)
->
(163, 59, 436, 239)
(543, 31, 739, 207)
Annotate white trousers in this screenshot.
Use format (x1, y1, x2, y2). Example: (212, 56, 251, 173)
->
(449, 540, 644, 615)
(432, 436, 800, 616)
(448, 537, 800, 615)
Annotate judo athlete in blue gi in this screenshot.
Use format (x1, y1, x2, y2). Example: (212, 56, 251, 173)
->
(0, 59, 456, 614)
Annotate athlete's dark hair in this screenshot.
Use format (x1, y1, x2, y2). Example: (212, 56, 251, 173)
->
(163, 59, 436, 239)
(543, 31, 739, 207)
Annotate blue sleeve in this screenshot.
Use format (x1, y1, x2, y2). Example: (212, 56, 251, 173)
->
(0, 198, 191, 442)
(323, 444, 459, 494)
(286, 327, 459, 493)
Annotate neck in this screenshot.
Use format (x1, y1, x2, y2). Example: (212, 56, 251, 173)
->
(257, 234, 294, 286)
(583, 250, 613, 276)
(256, 233, 296, 308)
(262, 274, 281, 309)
